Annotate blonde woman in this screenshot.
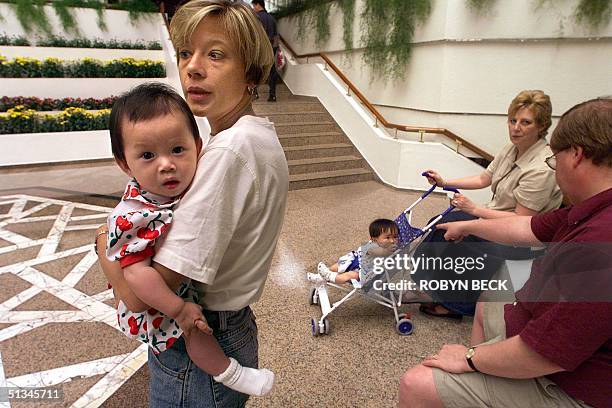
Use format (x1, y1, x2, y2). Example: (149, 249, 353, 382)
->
(415, 90, 562, 319)
(96, 1, 288, 406)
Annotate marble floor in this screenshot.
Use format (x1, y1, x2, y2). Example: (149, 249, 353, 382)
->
(0, 162, 471, 407)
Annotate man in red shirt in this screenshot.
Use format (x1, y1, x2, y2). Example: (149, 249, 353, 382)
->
(399, 98, 612, 408)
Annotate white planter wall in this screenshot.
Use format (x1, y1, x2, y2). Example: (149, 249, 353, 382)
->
(0, 4, 162, 42)
(0, 130, 112, 166)
(278, 0, 612, 156)
(1, 78, 173, 99)
(1, 46, 163, 61)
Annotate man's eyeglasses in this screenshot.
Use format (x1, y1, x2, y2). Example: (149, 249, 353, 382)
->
(545, 149, 567, 170)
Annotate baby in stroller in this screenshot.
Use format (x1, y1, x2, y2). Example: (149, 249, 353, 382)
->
(308, 219, 399, 285)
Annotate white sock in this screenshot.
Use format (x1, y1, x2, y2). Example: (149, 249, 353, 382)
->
(213, 357, 274, 396)
(317, 262, 338, 282)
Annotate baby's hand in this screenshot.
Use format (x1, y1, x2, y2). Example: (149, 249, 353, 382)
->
(176, 302, 212, 336)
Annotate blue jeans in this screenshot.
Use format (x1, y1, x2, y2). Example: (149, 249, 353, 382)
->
(148, 306, 259, 408)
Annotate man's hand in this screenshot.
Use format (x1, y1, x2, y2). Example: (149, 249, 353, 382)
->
(436, 221, 471, 242)
(422, 344, 473, 374)
(175, 302, 213, 336)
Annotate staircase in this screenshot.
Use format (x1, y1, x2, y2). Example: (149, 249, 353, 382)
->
(253, 83, 375, 190)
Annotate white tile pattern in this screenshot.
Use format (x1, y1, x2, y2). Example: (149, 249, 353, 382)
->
(0, 195, 146, 407)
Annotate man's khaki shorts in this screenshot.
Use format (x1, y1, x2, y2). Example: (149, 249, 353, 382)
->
(431, 302, 591, 408)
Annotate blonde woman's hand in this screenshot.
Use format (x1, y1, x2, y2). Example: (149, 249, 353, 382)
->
(451, 193, 477, 215)
(423, 169, 445, 187)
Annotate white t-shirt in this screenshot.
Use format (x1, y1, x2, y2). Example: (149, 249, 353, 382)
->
(154, 115, 289, 311)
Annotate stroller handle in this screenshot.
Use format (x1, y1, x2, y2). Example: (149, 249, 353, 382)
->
(420, 172, 461, 217)
(420, 172, 461, 199)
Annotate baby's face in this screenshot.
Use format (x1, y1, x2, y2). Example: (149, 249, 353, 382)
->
(373, 229, 399, 249)
(119, 112, 200, 198)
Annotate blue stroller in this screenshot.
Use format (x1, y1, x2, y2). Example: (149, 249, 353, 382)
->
(308, 173, 460, 336)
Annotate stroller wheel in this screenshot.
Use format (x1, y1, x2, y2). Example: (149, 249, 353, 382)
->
(322, 317, 330, 335)
(309, 287, 319, 305)
(396, 318, 414, 336)
(311, 318, 319, 336)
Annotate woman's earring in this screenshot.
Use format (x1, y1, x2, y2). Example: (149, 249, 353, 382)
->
(247, 86, 254, 95)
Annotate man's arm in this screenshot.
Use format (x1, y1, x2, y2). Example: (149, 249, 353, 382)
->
(437, 216, 541, 246)
(423, 335, 564, 378)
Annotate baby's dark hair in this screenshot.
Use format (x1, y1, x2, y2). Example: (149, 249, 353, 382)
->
(109, 82, 199, 165)
(369, 218, 399, 238)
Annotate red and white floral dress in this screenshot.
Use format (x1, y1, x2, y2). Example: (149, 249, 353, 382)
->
(106, 179, 198, 353)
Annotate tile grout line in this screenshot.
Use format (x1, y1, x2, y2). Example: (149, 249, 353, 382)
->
(37, 204, 74, 258)
(71, 345, 148, 408)
(6, 353, 134, 388)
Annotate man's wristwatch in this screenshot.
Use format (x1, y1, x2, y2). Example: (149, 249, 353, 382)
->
(465, 346, 480, 373)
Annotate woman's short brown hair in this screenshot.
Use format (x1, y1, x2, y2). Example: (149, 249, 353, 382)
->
(170, 0, 274, 85)
(508, 90, 553, 138)
(550, 98, 612, 167)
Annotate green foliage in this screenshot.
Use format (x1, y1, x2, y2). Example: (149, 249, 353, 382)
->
(52, 1, 80, 36)
(361, 0, 432, 79)
(338, 0, 355, 50)
(0, 55, 166, 78)
(0, 96, 117, 112)
(36, 36, 162, 50)
(121, 0, 158, 23)
(274, 0, 432, 79)
(1, 0, 159, 33)
(466, 0, 495, 14)
(0, 33, 30, 45)
(0, 105, 110, 134)
(12, 0, 52, 35)
(574, 0, 611, 29)
(273, 0, 332, 47)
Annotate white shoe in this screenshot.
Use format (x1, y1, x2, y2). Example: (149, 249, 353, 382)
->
(317, 262, 333, 281)
(306, 272, 325, 284)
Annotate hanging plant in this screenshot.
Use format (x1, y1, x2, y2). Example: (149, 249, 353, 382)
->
(338, 0, 355, 50)
(274, 0, 432, 79)
(1, 0, 159, 34)
(466, 0, 496, 15)
(574, 0, 611, 29)
(52, 1, 80, 36)
(361, 0, 432, 79)
(11, 0, 52, 35)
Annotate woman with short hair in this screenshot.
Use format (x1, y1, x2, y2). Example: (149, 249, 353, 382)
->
(415, 90, 562, 319)
(96, 1, 289, 406)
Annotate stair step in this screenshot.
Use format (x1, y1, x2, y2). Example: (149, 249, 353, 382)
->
(253, 101, 325, 114)
(253, 93, 317, 103)
(274, 121, 341, 134)
(283, 143, 356, 160)
(288, 155, 364, 174)
(289, 168, 374, 190)
(278, 131, 348, 147)
(264, 111, 332, 124)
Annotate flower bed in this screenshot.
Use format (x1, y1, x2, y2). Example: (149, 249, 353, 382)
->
(36, 37, 162, 50)
(0, 96, 117, 111)
(0, 33, 29, 46)
(0, 34, 161, 49)
(0, 56, 165, 78)
(0, 105, 109, 134)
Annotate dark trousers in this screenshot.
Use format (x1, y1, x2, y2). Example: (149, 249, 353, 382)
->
(267, 47, 279, 98)
(412, 211, 540, 316)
